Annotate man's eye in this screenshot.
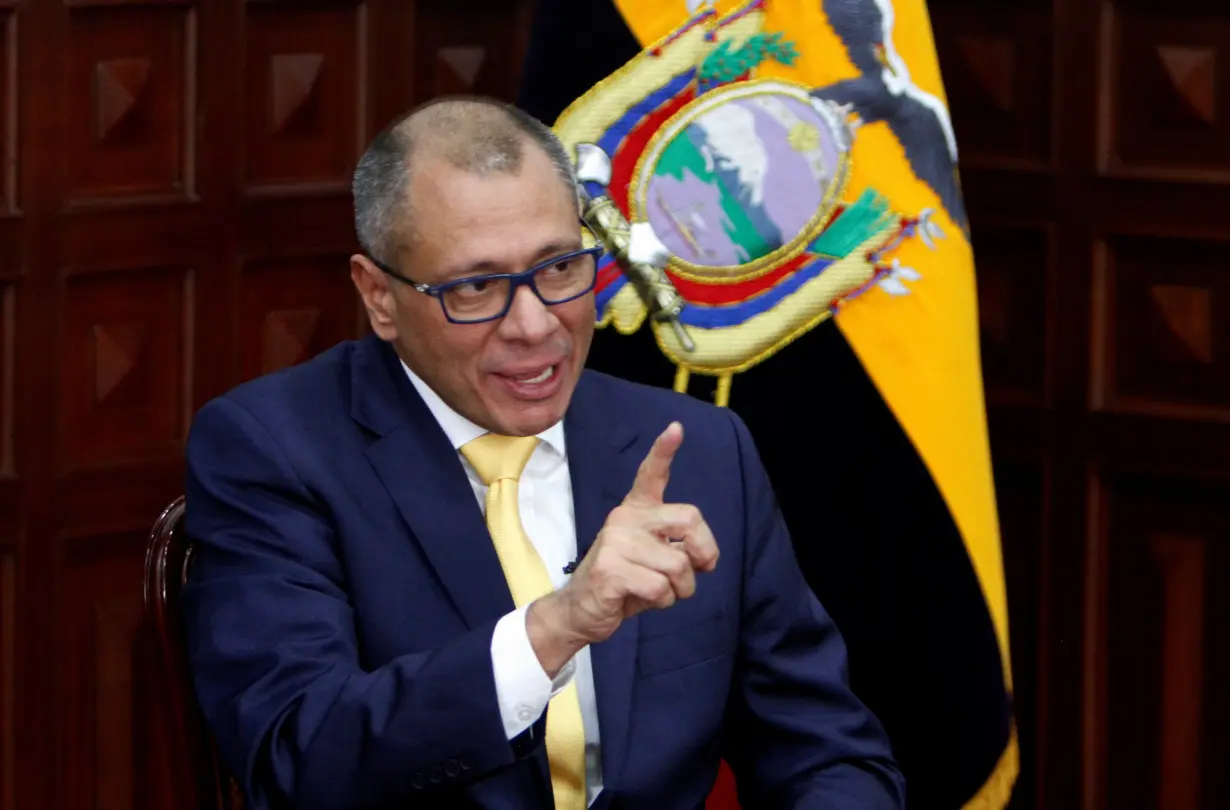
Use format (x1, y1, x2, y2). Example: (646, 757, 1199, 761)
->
(455, 280, 493, 296)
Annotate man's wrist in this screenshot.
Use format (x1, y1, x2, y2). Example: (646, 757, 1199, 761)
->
(526, 592, 589, 678)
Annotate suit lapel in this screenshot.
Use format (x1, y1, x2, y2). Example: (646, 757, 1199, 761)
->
(352, 337, 515, 630)
(565, 373, 641, 795)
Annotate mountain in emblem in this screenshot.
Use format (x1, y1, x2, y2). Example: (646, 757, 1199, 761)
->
(643, 92, 840, 268)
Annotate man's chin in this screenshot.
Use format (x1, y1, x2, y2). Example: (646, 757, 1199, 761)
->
(496, 400, 568, 436)
(482, 389, 573, 437)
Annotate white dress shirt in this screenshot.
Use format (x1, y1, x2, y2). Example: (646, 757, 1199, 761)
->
(402, 362, 604, 805)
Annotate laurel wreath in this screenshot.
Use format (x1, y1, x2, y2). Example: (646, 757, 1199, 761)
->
(697, 32, 799, 84)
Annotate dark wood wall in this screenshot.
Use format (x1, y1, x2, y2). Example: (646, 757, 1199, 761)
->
(931, 0, 1230, 808)
(0, 2, 533, 809)
(1, 1, 1225, 810)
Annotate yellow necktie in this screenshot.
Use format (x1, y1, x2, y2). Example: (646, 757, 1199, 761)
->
(461, 434, 587, 810)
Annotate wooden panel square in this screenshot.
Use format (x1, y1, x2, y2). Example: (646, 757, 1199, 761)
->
(240, 254, 359, 382)
(64, 6, 193, 203)
(59, 266, 191, 468)
(0, 12, 14, 211)
(931, 3, 1052, 168)
(1094, 236, 1230, 420)
(973, 224, 1049, 404)
(1099, 473, 1230, 810)
(415, 3, 530, 102)
(1101, 7, 1230, 181)
(57, 534, 159, 810)
(245, 5, 364, 192)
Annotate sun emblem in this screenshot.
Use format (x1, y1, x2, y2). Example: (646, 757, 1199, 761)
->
(787, 122, 821, 153)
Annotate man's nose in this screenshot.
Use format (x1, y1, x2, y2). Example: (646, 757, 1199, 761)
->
(499, 284, 556, 342)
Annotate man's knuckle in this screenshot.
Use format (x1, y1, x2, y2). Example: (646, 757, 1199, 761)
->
(609, 505, 637, 527)
(590, 555, 614, 583)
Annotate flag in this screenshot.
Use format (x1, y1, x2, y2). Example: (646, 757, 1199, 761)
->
(518, 1, 1016, 807)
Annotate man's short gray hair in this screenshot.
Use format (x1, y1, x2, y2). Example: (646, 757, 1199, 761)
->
(352, 97, 579, 266)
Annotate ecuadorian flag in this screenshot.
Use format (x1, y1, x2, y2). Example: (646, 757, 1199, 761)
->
(519, 1, 1016, 807)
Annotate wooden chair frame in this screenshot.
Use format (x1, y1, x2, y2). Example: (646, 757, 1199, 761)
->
(143, 496, 244, 810)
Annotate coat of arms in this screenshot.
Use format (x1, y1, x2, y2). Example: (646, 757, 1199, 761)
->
(557, 0, 945, 405)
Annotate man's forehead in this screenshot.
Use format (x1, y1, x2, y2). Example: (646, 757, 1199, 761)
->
(407, 149, 573, 220)
(396, 158, 578, 269)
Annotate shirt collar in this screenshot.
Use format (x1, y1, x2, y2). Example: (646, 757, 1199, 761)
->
(400, 359, 567, 457)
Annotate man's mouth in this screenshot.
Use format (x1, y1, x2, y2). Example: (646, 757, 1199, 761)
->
(493, 363, 566, 401)
(510, 366, 555, 385)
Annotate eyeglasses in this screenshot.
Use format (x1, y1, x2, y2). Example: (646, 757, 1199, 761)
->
(370, 243, 604, 325)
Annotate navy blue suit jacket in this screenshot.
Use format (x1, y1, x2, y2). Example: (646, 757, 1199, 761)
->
(181, 334, 905, 810)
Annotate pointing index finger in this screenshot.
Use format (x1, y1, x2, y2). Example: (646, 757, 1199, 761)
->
(624, 422, 683, 505)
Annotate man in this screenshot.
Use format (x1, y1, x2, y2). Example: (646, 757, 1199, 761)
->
(181, 97, 904, 810)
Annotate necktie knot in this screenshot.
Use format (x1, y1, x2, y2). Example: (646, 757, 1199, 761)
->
(460, 434, 539, 486)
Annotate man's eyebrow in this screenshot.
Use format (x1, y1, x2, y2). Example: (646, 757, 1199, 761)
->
(438, 259, 502, 281)
(532, 240, 585, 261)
(438, 240, 585, 281)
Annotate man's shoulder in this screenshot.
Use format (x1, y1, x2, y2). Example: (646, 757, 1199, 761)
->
(196, 338, 365, 432)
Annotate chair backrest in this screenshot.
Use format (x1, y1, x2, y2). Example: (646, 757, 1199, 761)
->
(143, 496, 244, 810)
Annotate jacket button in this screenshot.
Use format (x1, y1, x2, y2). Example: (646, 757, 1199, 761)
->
(460, 754, 474, 770)
(430, 765, 444, 783)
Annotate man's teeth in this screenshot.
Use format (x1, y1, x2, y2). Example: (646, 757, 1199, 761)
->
(517, 366, 554, 384)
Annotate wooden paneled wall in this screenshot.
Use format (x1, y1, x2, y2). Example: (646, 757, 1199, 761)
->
(0, 2, 532, 810)
(1, 1, 1227, 810)
(931, 0, 1229, 808)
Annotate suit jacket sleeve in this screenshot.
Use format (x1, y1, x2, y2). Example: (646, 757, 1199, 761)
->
(180, 395, 538, 810)
(721, 410, 907, 810)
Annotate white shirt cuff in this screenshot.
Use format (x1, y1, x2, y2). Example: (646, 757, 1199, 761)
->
(491, 604, 577, 739)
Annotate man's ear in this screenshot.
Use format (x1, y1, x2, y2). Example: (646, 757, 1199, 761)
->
(350, 255, 399, 341)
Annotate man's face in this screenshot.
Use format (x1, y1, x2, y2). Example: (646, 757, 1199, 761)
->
(352, 145, 595, 437)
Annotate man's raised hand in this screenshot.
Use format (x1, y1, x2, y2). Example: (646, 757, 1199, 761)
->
(527, 422, 720, 675)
